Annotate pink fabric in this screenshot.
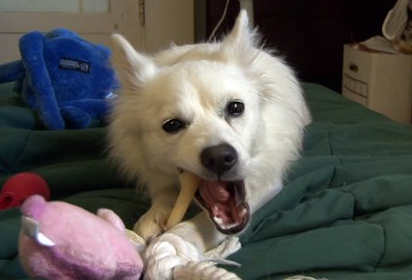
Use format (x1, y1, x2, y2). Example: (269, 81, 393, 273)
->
(19, 195, 143, 280)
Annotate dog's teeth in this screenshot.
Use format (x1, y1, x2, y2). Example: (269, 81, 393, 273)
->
(240, 207, 247, 217)
(222, 223, 240, 230)
(213, 215, 243, 230)
(211, 205, 220, 216)
(213, 217, 240, 230)
(227, 223, 240, 229)
(213, 216, 224, 226)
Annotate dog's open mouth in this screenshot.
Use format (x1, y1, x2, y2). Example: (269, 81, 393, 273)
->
(195, 179, 250, 234)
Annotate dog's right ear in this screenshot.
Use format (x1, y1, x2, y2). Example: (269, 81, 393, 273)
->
(111, 34, 158, 93)
(219, 10, 259, 66)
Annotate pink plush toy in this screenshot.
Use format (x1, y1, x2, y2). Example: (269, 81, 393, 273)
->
(18, 195, 143, 280)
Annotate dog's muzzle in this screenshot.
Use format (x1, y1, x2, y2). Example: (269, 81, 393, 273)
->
(194, 144, 250, 234)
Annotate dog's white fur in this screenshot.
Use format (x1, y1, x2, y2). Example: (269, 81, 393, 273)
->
(109, 11, 311, 254)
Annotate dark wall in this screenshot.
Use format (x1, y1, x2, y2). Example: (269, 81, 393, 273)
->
(206, 0, 396, 92)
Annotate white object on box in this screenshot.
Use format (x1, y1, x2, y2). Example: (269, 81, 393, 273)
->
(342, 44, 412, 124)
(360, 36, 398, 54)
(382, 0, 412, 41)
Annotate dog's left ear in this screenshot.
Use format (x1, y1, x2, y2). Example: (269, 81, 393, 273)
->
(111, 34, 158, 94)
(220, 10, 259, 66)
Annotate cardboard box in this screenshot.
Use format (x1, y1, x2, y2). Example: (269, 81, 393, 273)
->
(342, 44, 412, 123)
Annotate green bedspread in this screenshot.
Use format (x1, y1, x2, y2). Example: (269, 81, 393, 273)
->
(1, 82, 412, 280)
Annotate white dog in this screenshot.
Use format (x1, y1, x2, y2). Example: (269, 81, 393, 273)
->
(109, 10, 311, 275)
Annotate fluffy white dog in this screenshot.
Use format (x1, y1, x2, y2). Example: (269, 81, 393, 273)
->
(109, 9, 311, 270)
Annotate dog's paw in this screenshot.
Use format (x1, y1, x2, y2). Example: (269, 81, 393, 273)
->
(133, 207, 170, 241)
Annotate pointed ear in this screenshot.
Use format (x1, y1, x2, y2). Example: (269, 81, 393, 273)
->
(111, 34, 158, 93)
(220, 10, 259, 64)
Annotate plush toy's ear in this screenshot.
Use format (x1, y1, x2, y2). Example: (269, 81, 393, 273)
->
(97, 208, 126, 232)
(19, 31, 65, 130)
(219, 10, 259, 66)
(111, 34, 158, 94)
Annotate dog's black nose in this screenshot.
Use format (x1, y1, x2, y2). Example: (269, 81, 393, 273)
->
(201, 143, 238, 176)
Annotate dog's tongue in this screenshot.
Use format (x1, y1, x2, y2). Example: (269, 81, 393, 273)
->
(199, 181, 230, 203)
(198, 180, 245, 226)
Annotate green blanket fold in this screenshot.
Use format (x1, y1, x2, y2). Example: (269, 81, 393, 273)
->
(1, 82, 412, 280)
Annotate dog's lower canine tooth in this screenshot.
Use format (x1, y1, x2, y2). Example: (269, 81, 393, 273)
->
(213, 216, 224, 226)
(226, 223, 239, 229)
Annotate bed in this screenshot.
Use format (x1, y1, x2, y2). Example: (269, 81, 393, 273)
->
(1, 81, 412, 280)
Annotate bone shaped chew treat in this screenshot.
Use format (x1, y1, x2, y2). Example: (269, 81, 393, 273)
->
(165, 171, 200, 230)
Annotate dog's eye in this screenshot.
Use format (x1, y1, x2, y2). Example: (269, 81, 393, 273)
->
(226, 101, 244, 117)
(162, 119, 186, 133)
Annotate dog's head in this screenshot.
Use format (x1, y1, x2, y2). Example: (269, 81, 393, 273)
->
(109, 11, 310, 235)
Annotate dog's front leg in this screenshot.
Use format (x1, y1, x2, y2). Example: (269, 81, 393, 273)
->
(134, 180, 179, 241)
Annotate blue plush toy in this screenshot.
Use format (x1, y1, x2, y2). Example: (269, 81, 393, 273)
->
(0, 28, 117, 130)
